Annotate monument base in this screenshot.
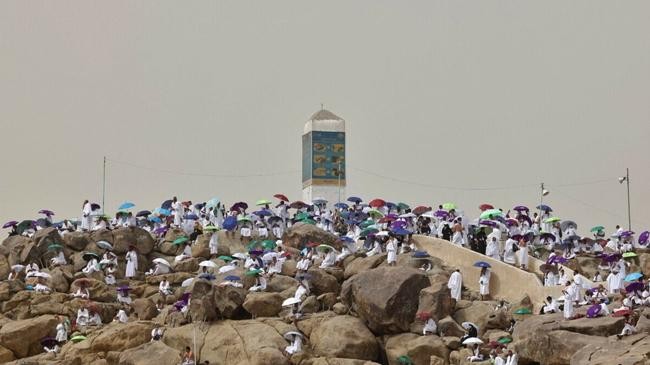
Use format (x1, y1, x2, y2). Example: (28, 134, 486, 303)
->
(302, 185, 346, 206)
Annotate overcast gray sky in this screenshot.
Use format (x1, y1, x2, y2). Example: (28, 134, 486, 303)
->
(1, 1, 648, 236)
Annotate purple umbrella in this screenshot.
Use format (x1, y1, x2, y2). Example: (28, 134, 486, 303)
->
(161, 199, 173, 209)
(38, 209, 54, 216)
(547, 256, 568, 264)
(602, 253, 621, 263)
(536, 204, 552, 212)
(480, 220, 498, 228)
(620, 231, 635, 238)
(153, 227, 168, 236)
(586, 304, 601, 318)
(513, 205, 529, 212)
(517, 215, 532, 226)
(510, 234, 524, 241)
(640, 231, 650, 245)
(249, 250, 263, 256)
(2, 221, 18, 229)
(390, 221, 408, 229)
(434, 210, 449, 218)
(625, 281, 644, 293)
(117, 285, 131, 292)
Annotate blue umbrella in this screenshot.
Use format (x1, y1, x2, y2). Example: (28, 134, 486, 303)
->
(195, 202, 206, 210)
(119, 202, 135, 210)
(347, 196, 362, 204)
(536, 204, 553, 212)
(223, 216, 237, 231)
(158, 208, 171, 216)
(148, 216, 162, 223)
(625, 272, 643, 282)
(334, 202, 349, 209)
(184, 214, 199, 220)
(253, 210, 272, 217)
(206, 198, 220, 209)
(473, 261, 491, 268)
(338, 236, 355, 243)
(412, 250, 430, 258)
(224, 275, 240, 281)
(391, 227, 412, 236)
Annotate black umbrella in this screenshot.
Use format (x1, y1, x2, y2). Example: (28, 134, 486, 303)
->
(560, 220, 577, 232)
(161, 200, 173, 210)
(136, 210, 151, 218)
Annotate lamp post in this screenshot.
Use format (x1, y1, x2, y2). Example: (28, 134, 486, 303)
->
(619, 168, 631, 231)
(538, 183, 549, 225)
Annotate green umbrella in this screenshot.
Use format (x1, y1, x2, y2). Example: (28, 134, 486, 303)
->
(397, 202, 410, 210)
(237, 216, 252, 223)
(360, 228, 379, 237)
(256, 199, 271, 206)
(514, 308, 532, 315)
(442, 203, 456, 211)
(262, 240, 276, 250)
(359, 220, 375, 229)
(173, 236, 189, 245)
(623, 252, 638, 258)
(295, 212, 310, 221)
(247, 241, 262, 250)
(70, 335, 86, 342)
(204, 225, 219, 231)
(245, 269, 263, 276)
(590, 226, 605, 233)
(480, 209, 503, 220)
(544, 217, 561, 223)
(217, 255, 233, 262)
(367, 209, 384, 218)
(302, 219, 316, 225)
(47, 243, 63, 251)
(317, 244, 336, 252)
(397, 355, 414, 365)
(497, 337, 512, 344)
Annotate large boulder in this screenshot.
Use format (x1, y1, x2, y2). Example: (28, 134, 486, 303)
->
(452, 302, 510, 336)
(214, 285, 248, 319)
(300, 358, 381, 365)
(242, 292, 283, 318)
(132, 298, 159, 321)
(343, 255, 386, 279)
(112, 227, 155, 255)
(571, 333, 650, 365)
(0, 315, 58, 358)
(32, 227, 64, 250)
(384, 333, 449, 365)
(62, 231, 92, 251)
(341, 266, 430, 334)
(0, 255, 10, 280)
(266, 274, 299, 293)
(558, 315, 625, 336)
(310, 315, 379, 361)
(417, 273, 454, 321)
(188, 279, 218, 322)
(171, 258, 199, 273)
(118, 341, 180, 365)
(515, 329, 608, 365)
(282, 223, 340, 250)
(190, 234, 211, 259)
(88, 321, 156, 353)
(307, 268, 340, 296)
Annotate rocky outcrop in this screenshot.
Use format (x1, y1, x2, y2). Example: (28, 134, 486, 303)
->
(310, 315, 379, 361)
(282, 223, 341, 250)
(417, 274, 454, 321)
(118, 341, 180, 365)
(0, 315, 58, 358)
(384, 333, 449, 365)
(242, 292, 283, 318)
(341, 266, 430, 335)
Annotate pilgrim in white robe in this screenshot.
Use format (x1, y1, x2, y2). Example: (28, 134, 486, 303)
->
(447, 270, 462, 301)
(479, 270, 491, 295)
(386, 241, 397, 264)
(125, 250, 138, 278)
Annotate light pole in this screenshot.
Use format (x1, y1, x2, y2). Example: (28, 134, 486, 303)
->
(618, 168, 631, 231)
(337, 161, 342, 204)
(538, 182, 549, 226)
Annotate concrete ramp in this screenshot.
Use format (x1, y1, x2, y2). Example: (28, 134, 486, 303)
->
(413, 235, 575, 310)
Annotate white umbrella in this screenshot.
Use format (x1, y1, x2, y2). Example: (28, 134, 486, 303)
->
(99, 259, 113, 266)
(11, 264, 25, 272)
(153, 258, 171, 268)
(399, 213, 416, 218)
(262, 252, 278, 262)
(232, 253, 247, 260)
(199, 261, 217, 268)
(181, 278, 194, 287)
(218, 265, 236, 274)
(461, 322, 478, 330)
(283, 331, 304, 341)
(282, 297, 301, 307)
(375, 231, 389, 237)
(96, 240, 113, 250)
(33, 272, 51, 278)
(421, 212, 436, 219)
(462, 337, 483, 345)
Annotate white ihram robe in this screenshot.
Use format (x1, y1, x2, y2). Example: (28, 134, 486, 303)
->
(447, 271, 462, 301)
(125, 250, 138, 278)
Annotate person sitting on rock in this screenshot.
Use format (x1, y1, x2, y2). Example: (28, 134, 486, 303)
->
(267, 256, 284, 275)
(88, 310, 102, 326)
(466, 344, 483, 362)
(34, 277, 51, 293)
(319, 248, 336, 269)
(617, 316, 637, 339)
(50, 247, 67, 267)
(151, 327, 164, 341)
(541, 296, 557, 314)
(249, 273, 267, 292)
(295, 253, 311, 273)
(71, 282, 90, 299)
(218, 259, 239, 273)
(113, 307, 129, 323)
(55, 315, 68, 343)
(505, 350, 518, 365)
(117, 288, 132, 305)
(239, 222, 252, 243)
(76, 306, 89, 327)
(175, 242, 192, 262)
(104, 262, 116, 285)
(159, 278, 173, 298)
(283, 332, 303, 355)
(82, 256, 100, 275)
(422, 317, 437, 336)
(180, 346, 195, 365)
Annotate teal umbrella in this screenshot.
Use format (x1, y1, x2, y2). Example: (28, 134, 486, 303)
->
(173, 236, 189, 245)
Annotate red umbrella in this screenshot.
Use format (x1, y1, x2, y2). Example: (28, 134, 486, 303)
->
(274, 194, 289, 202)
(378, 216, 396, 224)
(412, 206, 432, 215)
(479, 204, 494, 211)
(290, 201, 308, 209)
(369, 199, 386, 208)
(612, 308, 632, 317)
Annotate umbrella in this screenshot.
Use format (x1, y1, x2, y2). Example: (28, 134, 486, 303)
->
(253, 210, 272, 217)
(249, 250, 263, 256)
(70, 335, 86, 343)
(117, 285, 131, 292)
(256, 199, 271, 206)
(153, 227, 168, 235)
(199, 260, 217, 268)
(47, 243, 63, 251)
(397, 356, 414, 365)
(442, 203, 456, 211)
(397, 202, 410, 211)
(217, 255, 233, 262)
(612, 308, 632, 317)
(158, 208, 171, 216)
(33, 272, 51, 278)
(181, 278, 194, 287)
(368, 198, 386, 208)
(347, 196, 362, 204)
(590, 225, 605, 233)
(480, 209, 503, 220)
(412, 251, 430, 258)
(173, 236, 189, 245)
(317, 244, 336, 252)
(11, 264, 25, 272)
(399, 213, 416, 219)
(624, 272, 643, 282)
(224, 275, 240, 281)
(461, 322, 478, 330)
(206, 198, 220, 208)
(16, 220, 35, 234)
(620, 230, 635, 238)
(38, 209, 55, 216)
(514, 308, 532, 315)
(505, 218, 519, 227)
(153, 258, 171, 267)
(41, 336, 58, 347)
(539, 232, 556, 241)
(536, 204, 552, 212)
(90, 203, 101, 211)
(194, 202, 206, 210)
(473, 261, 491, 268)
(262, 240, 276, 250)
(479, 220, 498, 228)
(479, 203, 494, 211)
(96, 240, 113, 250)
(273, 194, 289, 202)
(639, 231, 650, 245)
(334, 202, 349, 209)
(416, 311, 432, 321)
(282, 297, 301, 307)
(230, 202, 248, 211)
(289, 201, 308, 209)
(283, 331, 304, 341)
(367, 209, 384, 219)
(560, 220, 578, 231)
(462, 337, 483, 345)
(544, 217, 561, 223)
(237, 216, 252, 223)
(148, 216, 162, 223)
(2, 220, 18, 229)
(433, 210, 449, 218)
(184, 214, 199, 220)
(392, 227, 411, 236)
(312, 197, 327, 205)
(119, 202, 135, 210)
(584, 304, 601, 318)
(413, 206, 431, 215)
(625, 281, 644, 293)
(245, 269, 263, 277)
(623, 252, 638, 258)
(161, 200, 173, 209)
(513, 205, 529, 212)
(360, 228, 379, 237)
(136, 210, 151, 218)
(82, 252, 100, 261)
(497, 337, 512, 344)
(223, 216, 237, 231)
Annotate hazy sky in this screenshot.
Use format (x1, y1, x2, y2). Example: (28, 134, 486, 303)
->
(1, 1, 648, 237)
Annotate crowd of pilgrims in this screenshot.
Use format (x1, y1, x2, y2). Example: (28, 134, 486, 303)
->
(3, 195, 648, 362)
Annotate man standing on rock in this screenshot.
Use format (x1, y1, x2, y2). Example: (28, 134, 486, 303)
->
(447, 269, 462, 301)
